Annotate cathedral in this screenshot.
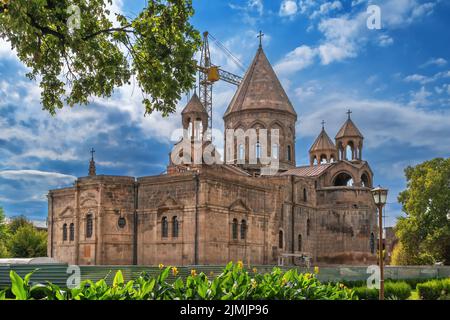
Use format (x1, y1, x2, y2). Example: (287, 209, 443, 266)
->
(47, 45, 378, 266)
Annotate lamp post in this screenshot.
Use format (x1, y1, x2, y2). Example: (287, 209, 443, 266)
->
(371, 186, 388, 300)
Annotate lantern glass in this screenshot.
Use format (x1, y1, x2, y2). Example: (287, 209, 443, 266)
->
(372, 186, 388, 206)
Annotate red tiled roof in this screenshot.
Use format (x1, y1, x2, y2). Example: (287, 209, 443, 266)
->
(280, 164, 332, 177)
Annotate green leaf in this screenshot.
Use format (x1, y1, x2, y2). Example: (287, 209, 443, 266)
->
(113, 270, 124, 287)
(10, 270, 27, 300)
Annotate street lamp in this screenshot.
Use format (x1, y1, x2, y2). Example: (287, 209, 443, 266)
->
(371, 186, 388, 300)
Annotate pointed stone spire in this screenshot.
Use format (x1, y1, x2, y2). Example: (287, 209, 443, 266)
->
(182, 92, 207, 115)
(335, 110, 363, 139)
(224, 46, 297, 118)
(335, 111, 364, 161)
(309, 122, 337, 166)
(89, 148, 96, 176)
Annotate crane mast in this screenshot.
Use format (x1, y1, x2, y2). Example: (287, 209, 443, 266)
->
(199, 31, 213, 135)
(197, 31, 243, 137)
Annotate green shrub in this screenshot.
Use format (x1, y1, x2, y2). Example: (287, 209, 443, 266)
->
(352, 281, 411, 300)
(352, 286, 379, 300)
(417, 278, 450, 300)
(384, 281, 412, 300)
(0, 262, 357, 300)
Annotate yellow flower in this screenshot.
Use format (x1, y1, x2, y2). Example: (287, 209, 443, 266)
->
(237, 260, 244, 269)
(158, 263, 164, 269)
(171, 266, 179, 276)
(191, 269, 197, 277)
(339, 283, 345, 288)
(252, 267, 258, 273)
(281, 278, 287, 286)
(210, 271, 214, 277)
(305, 273, 312, 279)
(314, 266, 320, 274)
(251, 279, 257, 289)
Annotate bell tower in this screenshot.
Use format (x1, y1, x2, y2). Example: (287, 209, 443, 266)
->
(335, 110, 364, 161)
(309, 121, 337, 166)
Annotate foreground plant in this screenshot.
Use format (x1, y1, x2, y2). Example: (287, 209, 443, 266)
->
(1, 262, 356, 300)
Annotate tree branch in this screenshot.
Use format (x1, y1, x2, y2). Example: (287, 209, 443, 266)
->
(82, 25, 134, 40)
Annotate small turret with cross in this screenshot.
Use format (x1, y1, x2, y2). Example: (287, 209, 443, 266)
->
(89, 148, 96, 176)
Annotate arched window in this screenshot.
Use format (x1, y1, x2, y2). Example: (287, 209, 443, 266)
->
(303, 188, 307, 202)
(272, 144, 279, 159)
(361, 173, 370, 188)
(172, 216, 179, 238)
(238, 144, 245, 161)
(232, 219, 238, 240)
(370, 232, 375, 254)
(161, 216, 168, 238)
(298, 234, 302, 251)
(287, 145, 292, 161)
(240, 219, 247, 240)
(307, 219, 311, 237)
(333, 172, 354, 187)
(86, 214, 93, 238)
(320, 154, 327, 164)
(63, 223, 67, 241)
(255, 142, 261, 159)
(69, 223, 74, 241)
(279, 230, 284, 249)
(346, 142, 354, 160)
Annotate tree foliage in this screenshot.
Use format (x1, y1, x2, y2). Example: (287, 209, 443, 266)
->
(8, 224, 47, 258)
(7, 215, 33, 234)
(0, 211, 48, 258)
(0, 207, 9, 258)
(0, 0, 201, 115)
(395, 158, 450, 265)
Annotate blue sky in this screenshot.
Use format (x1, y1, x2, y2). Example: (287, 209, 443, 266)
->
(1, 0, 449, 226)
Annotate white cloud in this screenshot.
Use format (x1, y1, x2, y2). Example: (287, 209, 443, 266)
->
(409, 86, 432, 106)
(351, 0, 365, 6)
(279, 0, 298, 17)
(0, 170, 76, 182)
(404, 70, 450, 84)
(297, 93, 450, 153)
(277, 0, 439, 71)
(404, 74, 431, 84)
(310, 1, 343, 19)
(248, 0, 264, 15)
(229, 0, 264, 24)
(295, 81, 322, 100)
(420, 57, 448, 68)
(274, 45, 317, 75)
(378, 34, 394, 47)
(381, 0, 436, 27)
(0, 39, 18, 61)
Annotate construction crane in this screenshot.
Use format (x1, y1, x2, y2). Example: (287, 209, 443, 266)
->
(197, 31, 244, 135)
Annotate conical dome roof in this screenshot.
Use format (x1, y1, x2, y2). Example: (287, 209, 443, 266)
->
(182, 93, 206, 114)
(224, 47, 297, 118)
(309, 128, 336, 152)
(335, 118, 363, 139)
